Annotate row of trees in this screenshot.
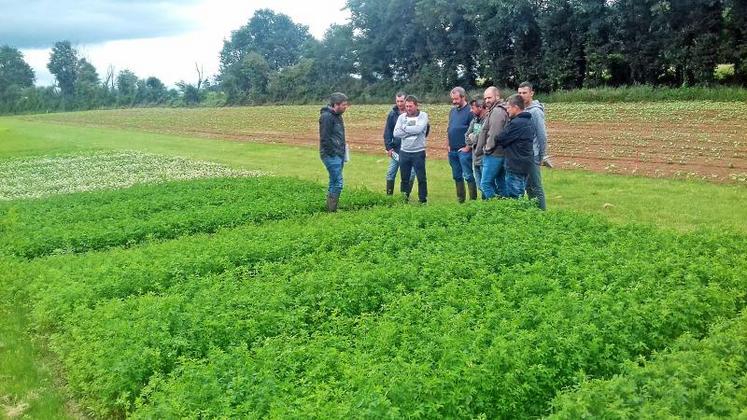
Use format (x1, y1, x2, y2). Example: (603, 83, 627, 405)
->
(1, 0, 746, 113)
(219, 0, 746, 104)
(0, 42, 214, 114)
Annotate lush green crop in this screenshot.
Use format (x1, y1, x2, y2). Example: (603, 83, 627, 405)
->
(0, 176, 388, 259)
(549, 311, 747, 418)
(6, 178, 745, 418)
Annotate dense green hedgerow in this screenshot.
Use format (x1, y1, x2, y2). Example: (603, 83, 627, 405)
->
(0, 176, 388, 259)
(8, 195, 746, 418)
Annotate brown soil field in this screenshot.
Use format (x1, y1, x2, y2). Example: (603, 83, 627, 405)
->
(23, 102, 747, 184)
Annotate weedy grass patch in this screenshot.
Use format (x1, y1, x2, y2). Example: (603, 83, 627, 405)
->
(5, 182, 746, 418)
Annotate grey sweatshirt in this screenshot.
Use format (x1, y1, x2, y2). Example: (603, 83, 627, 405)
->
(393, 111, 429, 153)
(525, 100, 548, 164)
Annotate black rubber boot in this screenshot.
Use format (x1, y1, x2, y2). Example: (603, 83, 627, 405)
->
(386, 180, 395, 196)
(455, 181, 466, 203)
(326, 194, 339, 212)
(467, 181, 478, 200)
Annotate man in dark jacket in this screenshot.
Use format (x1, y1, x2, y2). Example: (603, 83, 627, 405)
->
(319, 92, 349, 212)
(495, 94, 535, 199)
(383, 92, 414, 195)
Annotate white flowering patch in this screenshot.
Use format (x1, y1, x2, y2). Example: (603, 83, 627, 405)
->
(0, 151, 266, 201)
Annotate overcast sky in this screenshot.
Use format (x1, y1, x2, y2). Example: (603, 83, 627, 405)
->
(1, 0, 350, 87)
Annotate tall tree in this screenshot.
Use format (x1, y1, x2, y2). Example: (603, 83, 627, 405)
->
(116, 69, 138, 105)
(47, 41, 79, 98)
(416, 0, 481, 89)
(0, 45, 35, 91)
(347, 0, 428, 83)
(220, 9, 313, 72)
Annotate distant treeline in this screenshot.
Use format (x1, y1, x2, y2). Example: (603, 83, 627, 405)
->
(1, 0, 746, 114)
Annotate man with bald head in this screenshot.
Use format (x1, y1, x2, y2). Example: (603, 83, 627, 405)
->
(477, 86, 509, 199)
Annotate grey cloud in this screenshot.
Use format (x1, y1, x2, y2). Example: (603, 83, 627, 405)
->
(0, 0, 201, 49)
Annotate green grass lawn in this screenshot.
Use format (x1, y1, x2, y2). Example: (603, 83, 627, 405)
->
(1, 117, 745, 234)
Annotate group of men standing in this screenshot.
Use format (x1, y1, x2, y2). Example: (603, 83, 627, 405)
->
(318, 83, 550, 212)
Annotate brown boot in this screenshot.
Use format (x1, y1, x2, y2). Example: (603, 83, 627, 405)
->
(455, 181, 466, 203)
(467, 181, 477, 200)
(326, 194, 339, 212)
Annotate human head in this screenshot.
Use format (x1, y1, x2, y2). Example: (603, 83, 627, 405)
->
(404, 95, 419, 116)
(329, 92, 349, 114)
(482, 86, 501, 108)
(395, 91, 407, 111)
(469, 99, 485, 117)
(517, 82, 534, 107)
(505, 94, 525, 118)
(450, 86, 467, 107)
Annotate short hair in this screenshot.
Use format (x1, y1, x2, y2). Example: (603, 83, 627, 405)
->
(470, 98, 485, 108)
(485, 86, 501, 98)
(506, 94, 525, 110)
(450, 86, 467, 98)
(329, 92, 348, 106)
(518, 81, 534, 91)
(395, 91, 407, 99)
(405, 95, 419, 105)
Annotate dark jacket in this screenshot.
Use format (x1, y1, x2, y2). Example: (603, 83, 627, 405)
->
(383, 105, 403, 152)
(496, 111, 535, 175)
(319, 106, 346, 158)
(447, 104, 473, 150)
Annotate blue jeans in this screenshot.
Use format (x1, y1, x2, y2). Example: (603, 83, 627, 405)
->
(399, 150, 427, 203)
(526, 162, 546, 210)
(473, 164, 483, 194)
(481, 155, 506, 199)
(321, 155, 344, 197)
(448, 150, 475, 182)
(504, 170, 527, 199)
(386, 155, 415, 182)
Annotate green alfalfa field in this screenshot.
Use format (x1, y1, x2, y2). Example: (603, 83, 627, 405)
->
(0, 102, 746, 418)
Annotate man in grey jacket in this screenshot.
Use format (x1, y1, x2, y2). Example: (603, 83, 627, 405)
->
(393, 95, 429, 203)
(478, 86, 509, 199)
(518, 82, 549, 210)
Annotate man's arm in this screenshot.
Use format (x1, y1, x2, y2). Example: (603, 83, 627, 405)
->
(465, 119, 477, 147)
(400, 113, 428, 135)
(319, 112, 333, 143)
(392, 114, 407, 139)
(533, 109, 548, 161)
(383, 112, 395, 150)
(484, 107, 507, 153)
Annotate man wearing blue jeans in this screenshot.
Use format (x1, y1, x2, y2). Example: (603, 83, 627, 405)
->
(518, 82, 551, 210)
(446, 87, 475, 202)
(383, 92, 415, 195)
(496, 94, 535, 198)
(319, 92, 349, 212)
(393, 95, 429, 204)
(478, 86, 509, 199)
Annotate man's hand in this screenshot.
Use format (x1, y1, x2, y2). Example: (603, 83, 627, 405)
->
(387, 149, 393, 158)
(541, 156, 554, 168)
(459, 146, 471, 153)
